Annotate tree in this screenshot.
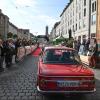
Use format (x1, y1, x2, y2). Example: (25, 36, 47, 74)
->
(7, 32, 13, 38)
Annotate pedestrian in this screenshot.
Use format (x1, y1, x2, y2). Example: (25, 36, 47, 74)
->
(88, 38, 98, 68)
(77, 40, 81, 52)
(73, 40, 78, 50)
(0, 39, 4, 72)
(5, 38, 15, 68)
(15, 39, 22, 62)
(78, 42, 85, 55)
(85, 38, 90, 54)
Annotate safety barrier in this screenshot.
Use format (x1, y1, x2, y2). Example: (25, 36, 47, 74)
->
(80, 54, 100, 68)
(17, 45, 37, 61)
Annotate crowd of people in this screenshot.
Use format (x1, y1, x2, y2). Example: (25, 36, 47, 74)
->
(0, 38, 34, 72)
(0, 37, 99, 72)
(73, 38, 98, 68)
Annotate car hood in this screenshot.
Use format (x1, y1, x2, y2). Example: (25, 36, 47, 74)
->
(40, 64, 94, 76)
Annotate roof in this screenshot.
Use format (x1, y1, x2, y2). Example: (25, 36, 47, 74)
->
(44, 46, 75, 51)
(60, 0, 73, 17)
(9, 22, 18, 29)
(54, 21, 60, 29)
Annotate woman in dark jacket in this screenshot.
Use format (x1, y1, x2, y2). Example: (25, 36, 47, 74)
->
(4, 39, 15, 68)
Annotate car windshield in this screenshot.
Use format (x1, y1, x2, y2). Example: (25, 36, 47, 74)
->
(43, 49, 81, 65)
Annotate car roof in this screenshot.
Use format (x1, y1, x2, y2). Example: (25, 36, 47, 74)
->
(44, 46, 75, 51)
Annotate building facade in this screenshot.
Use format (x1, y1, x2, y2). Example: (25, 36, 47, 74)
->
(96, 0, 100, 50)
(60, 0, 92, 42)
(51, 0, 97, 43)
(90, 0, 97, 38)
(8, 22, 18, 36)
(17, 29, 30, 40)
(0, 9, 9, 40)
(23, 29, 30, 40)
(0, 9, 31, 41)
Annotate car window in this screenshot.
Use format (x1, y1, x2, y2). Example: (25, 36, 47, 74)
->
(43, 49, 81, 65)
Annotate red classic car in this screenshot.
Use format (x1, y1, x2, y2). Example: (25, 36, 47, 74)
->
(37, 46, 96, 94)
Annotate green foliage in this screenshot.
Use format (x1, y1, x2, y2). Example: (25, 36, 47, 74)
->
(67, 38, 74, 48)
(52, 36, 65, 45)
(7, 32, 13, 38)
(52, 37, 74, 48)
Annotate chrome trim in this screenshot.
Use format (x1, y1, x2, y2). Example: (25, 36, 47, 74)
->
(37, 86, 96, 93)
(39, 75, 94, 78)
(44, 80, 94, 83)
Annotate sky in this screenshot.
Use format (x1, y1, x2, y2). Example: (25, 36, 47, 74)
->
(0, 0, 69, 35)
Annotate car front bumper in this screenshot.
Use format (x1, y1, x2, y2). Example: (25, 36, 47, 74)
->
(37, 86, 96, 94)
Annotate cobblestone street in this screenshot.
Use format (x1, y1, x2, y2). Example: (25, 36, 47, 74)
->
(0, 55, 100, 100)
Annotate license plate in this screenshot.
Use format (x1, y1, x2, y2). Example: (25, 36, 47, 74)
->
(57, 81, 79, 87)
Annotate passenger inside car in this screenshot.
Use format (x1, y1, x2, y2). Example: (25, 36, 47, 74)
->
(60, 52, 70, 62)
(45, 50, 55, 61)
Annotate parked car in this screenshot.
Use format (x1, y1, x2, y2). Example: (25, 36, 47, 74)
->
(37, 46, 96, 94)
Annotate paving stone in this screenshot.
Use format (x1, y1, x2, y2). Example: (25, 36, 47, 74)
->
(0, 93, 5, 96)
(36, 95, 43, 100)
(21, 96, 28, 100)
(8, 96, 15, 100)
(0, 97, 8, 100)
(0, 55, 99, 100)
(25, 92, 32, 96)
(14, 96, 22, 100)
(28, 96, 36, 100)
(18, 93, 25, 96)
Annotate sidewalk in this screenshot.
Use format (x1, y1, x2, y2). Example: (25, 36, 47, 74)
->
(3, 55, 16, 69)
(94, 69, 100, 80)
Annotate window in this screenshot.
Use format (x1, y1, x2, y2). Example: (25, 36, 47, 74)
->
(70, 19, 72, 25)
(92, 1, 96, 12)
(91, 33, 95, 38)
(84, 0, 86, 6)
(73, 25, 74, 32)
(43, 49, 80, 64)
(76, 23, 77, 31)
(79, 12, 81, 19)
(91, 14, 96, 25)
(92, 3, 95, 12)
(0, 16, 4, 24)
(73, 11, 74, 16)
(84, 8, 86, 17)
(76, 6, 78, 13)
(82, 35, 86, 40)
(83, 21, 86, 28)
(68, 21, 69, 26)
(95, 1, 96, 11)
(79, 22, 81, 29)
(76, 0, 77, 5)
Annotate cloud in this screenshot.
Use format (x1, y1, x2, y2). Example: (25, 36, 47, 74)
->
(0, 0, 60, 35)
(29, 15, 59, 27)
(27, 14, 59, 34)
(15, 0, 37, 7)
(39, 15, 57, 24)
